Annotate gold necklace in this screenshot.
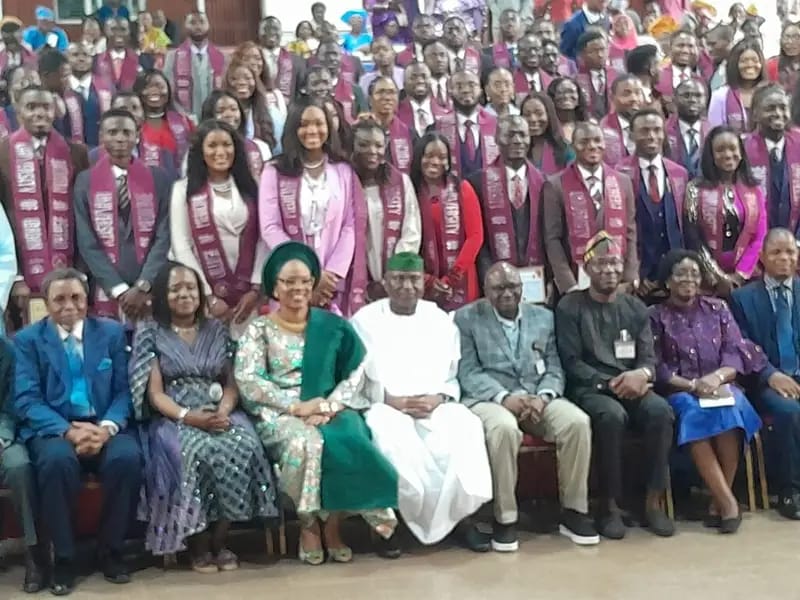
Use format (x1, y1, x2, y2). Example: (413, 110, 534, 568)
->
(172, 323, 198, 336)
(270, 312, 307, 334)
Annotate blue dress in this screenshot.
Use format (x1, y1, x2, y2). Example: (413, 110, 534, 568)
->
(650, 296, 766, 446)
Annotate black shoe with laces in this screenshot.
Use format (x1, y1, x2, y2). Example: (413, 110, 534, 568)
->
(559, 509, 600, 545)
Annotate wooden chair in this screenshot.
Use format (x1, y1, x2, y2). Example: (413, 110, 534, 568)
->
(743, 432, 770, 511)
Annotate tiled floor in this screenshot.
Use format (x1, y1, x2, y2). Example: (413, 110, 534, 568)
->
(0, 511, 797, 600)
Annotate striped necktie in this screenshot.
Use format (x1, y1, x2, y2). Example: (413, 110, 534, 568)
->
(117, 173, 129, 211)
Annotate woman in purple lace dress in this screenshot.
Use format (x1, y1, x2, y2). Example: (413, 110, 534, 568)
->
(130, 262, 277, 572)
(650, 250, 766, 535)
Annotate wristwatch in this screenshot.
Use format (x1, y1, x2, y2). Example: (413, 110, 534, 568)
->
(136, 279, 152, 293)
(640, 367, 653, 381)
(177, 407, 190, 424)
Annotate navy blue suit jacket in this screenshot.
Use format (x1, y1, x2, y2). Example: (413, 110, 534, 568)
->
(560, 11, 609, 60)
(12, 317, 132, 440)
(730, 278, 800, 385)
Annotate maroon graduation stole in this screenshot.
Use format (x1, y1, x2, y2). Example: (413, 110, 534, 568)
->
(276, 48, 295, 98)
(244, 138, 264, 181)
(617, 155, 687, 220)
(437, 109, 499, 177)
(575, 67, 614, 114)
(417, 177, 468, 309)
(745, 132, 800, 231)
(378, 164, 406, 270)
(334, 77, 356, 124)
(173, 40, 225, 111)
(62, 90, 84, 144)
(95, 49, 139, 90)
(696, 183, 761, 269)
(8, 129, 74, 293)
(396, 97, 450, 131)
(0, 47, 36, 72)
(725, 87, 746, 132)
(0, 110, 9, 141)
(512, 69, 553, 104)
(655, 65, 702, 100)
(463, 46, 481, 73)
(537, 142, 560, 175)
(167, 111, 191, 165)
(561, 163, 628, 267)
(88, 156, 157, 316)
(187, 183, 258, 306)
(600, 113, 628, 166)
(493, 43, 512, 69)
(481, 157, 545, 267)
(341, 55, 357, 86)
(608, 45, 626, 73)
(388, 117, 412, 173)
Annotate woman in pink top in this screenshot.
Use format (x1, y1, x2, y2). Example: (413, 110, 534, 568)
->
(259, 95, 367, 317)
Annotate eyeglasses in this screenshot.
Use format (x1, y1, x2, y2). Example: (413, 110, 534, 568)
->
(276, 277, 315, 288)
(488, 283, 522, 293)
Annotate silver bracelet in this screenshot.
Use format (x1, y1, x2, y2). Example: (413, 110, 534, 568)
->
(177, 407, 190, 424)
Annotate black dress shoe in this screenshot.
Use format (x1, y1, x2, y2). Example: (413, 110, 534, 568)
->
(375, 533, 402, 559)
(703, 514, 722, 528)
(462, 523, 491, 553)
(23, 546, 47, 594)
(720, 512, 742, 534)
(645, 508, 675, 538)
(778, 494, 800, 520)
(100, 553, 131, 585)
(597, 512, 626, 540)
(50, 560, 75, 596)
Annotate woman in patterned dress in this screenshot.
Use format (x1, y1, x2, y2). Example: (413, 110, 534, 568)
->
(130, 262, 278, 572)
(234, 241, 398, 565)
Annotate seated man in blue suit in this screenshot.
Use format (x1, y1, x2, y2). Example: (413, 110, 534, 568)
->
(13, 268, 142, 595)
(731, 227, 800, 521)
(559, 0, 610, 61)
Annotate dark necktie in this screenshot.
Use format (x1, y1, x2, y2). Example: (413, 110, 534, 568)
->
(648, 165, 661, 204)
(776, 286, 798, 375)
(687, 128, 699, 157)
(771, 146, 782, 166)
(35, 144, 47, 201)
(587, 175, 602, 212)
(117, 173, 130, 224)
(437, 82, 446, 106)
(464, 120, 477, 158)
(511, 174, 525, 210)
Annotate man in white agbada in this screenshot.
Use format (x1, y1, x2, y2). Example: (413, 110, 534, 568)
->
(352, 252, 493, 547)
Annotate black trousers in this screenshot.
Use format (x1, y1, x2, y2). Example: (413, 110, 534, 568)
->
(27, 430, 143, 561)
(576, 390, 674, 504)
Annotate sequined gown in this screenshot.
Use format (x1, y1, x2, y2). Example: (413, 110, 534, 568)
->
(130, 319, 278, 555)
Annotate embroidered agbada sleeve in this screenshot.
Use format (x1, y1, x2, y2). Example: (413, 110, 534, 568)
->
(734, 187, 767, 278)
(0, 203, 16, 315)
(169, 178, 213, 296)
(395, 173, 421, 255)
(234, 318, 293, 421)
(445, 181, 484, 284)
(258, 165, 292, 250)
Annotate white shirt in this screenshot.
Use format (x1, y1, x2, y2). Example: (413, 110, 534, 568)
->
(618, 115, 634, 154)
(505, 164, 528, 201)
(578, 164, 604, 199)
(414, 43, 424, 62)
(363, 174, 423, 281)
(431, 76, 448, 101)
(457, 110, 480, 147)
(671, 65, 693, 89)
(191, 42, 208, 60)
(526, 70, 542, 92)
(410, 97, 434, 136)
(109, 48, 126, 61)
(169, 178, 268, 296)
(679, 119, 701, 152)
(766, 137, 786, 162)
(70, 73, 92, 100)
(583, 6, 604, 24)
(639, 155, 665, 199)
(591, 69, 605, 94)
(448, 48, 466, 72)
(57, 320, 119, 434)
(32, 137, 46, 157)
(484, 103, 520, 117)
(262, 47, 280, 77)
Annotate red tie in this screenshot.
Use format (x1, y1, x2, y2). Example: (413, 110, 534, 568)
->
(464, 120, 477, 159)
(648, 165, 661, 204)
(511, 174, 525, 209)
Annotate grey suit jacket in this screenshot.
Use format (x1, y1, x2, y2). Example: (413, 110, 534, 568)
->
(163, 49, 220, 119)
(73, 165, 172, 295)
(454, 298, 564, 407)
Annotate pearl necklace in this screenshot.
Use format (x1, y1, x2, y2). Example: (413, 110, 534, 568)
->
(303, 158, 325, 169)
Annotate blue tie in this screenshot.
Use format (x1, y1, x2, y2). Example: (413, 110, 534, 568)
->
(65, 334, 91, 417)
(776, 286, 798, 375)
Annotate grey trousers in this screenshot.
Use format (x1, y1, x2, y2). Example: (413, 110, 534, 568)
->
(472, 398, 592, 525)
(0, 442, 38, 546)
